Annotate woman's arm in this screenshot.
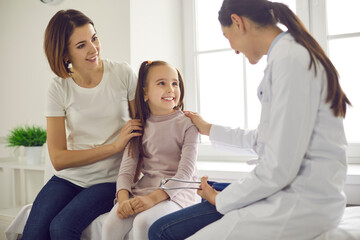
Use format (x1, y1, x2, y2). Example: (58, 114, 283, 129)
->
(47, 116, 142, 171)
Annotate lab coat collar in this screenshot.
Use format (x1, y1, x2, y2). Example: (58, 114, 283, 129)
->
(267, 31, 288, 59)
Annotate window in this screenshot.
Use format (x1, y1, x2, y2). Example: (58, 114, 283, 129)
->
(326, 0, 360, 142)
(182, 0, 360, 163)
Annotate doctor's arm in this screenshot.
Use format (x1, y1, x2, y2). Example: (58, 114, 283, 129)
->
(185, 111, 257, 151)
(184, 111, 212, 135)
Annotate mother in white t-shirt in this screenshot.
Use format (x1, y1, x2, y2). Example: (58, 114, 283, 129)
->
(21, 9, 142, 240)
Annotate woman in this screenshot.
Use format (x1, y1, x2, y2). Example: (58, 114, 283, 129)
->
(22, 9, 142, 240)
(148, 0, 351, 239)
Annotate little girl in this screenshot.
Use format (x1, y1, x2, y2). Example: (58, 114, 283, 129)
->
(101, 60, 199, 239)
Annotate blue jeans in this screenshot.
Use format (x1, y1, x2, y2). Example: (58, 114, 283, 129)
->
(22, 175, 116, 240)
(148, 201, 223, 240)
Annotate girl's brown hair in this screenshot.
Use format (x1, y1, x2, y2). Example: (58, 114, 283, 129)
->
(218, 0, 351, 117)
(44, 9, 95, 79)
(130, 61, 185, 181)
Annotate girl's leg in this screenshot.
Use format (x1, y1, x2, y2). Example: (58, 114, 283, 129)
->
(49, 181, 116, 240)
(102, 202, 135, 240)
(148, 201, 223, 240)
(22, 176, 83, 240)
(132, 200, 182, 240)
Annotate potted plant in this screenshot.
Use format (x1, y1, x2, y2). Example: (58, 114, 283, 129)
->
(7, 125, 47, 165)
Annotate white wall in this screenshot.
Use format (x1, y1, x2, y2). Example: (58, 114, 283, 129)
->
(130, 0, 183, 73)
(0, 0, 184, 157)
(0, 0, 184, 209)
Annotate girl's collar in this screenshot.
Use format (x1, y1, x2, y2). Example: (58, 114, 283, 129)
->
(148, 110, 182, 122)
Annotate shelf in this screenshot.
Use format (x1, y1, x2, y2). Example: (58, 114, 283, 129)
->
(0, 158, 44, 171)
(0, 158, 45, 208)
(0, 207, 23, 219)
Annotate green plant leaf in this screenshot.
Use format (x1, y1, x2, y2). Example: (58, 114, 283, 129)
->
(6, 125, 47, 147)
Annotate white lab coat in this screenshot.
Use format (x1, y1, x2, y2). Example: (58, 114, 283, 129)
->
(189, 33, 347, 240)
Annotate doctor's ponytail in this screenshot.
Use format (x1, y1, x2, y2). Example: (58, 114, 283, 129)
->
(218, 0, 351, 117)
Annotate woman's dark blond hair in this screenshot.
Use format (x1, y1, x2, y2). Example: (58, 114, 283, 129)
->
(219, 0, 351, 117)
(44, 9, 95, 79)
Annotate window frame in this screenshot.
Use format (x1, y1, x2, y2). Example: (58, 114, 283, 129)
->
(182, 0, 360, 164)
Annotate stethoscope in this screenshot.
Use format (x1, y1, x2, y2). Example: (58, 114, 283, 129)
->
(159, 178, 230, 191)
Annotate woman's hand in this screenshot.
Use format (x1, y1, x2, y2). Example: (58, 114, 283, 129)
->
(113, 119, 142, 152)
(197, 176, 218, 206)
(184, 111, 212, 136)
(117, 199, 135, 219)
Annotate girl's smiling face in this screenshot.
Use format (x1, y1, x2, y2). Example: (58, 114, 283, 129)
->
(144, 64, 181, 116)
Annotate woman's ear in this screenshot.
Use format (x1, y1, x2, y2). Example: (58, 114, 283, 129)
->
(63, 52, 69, 61)
(230, 14, 245, 33)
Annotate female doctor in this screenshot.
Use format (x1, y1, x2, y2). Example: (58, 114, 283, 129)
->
(148, 0, 352, 239)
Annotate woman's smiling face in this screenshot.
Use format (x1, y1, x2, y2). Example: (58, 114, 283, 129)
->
(67, 23, 102, 71)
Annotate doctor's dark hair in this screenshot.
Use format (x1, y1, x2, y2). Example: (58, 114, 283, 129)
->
(44, 9, 95, 79)
(218, 0, 351, 117)
(129, 60, 185, 181)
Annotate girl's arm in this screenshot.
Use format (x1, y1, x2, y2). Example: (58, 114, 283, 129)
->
(47, 115, 142, 171)
(129, 123, 199, 213)
(116, 189, 135, 219)
(116, 145, 167, 217)
(116, 146, 169, 215)
(130, 189, 169, 214)
(160, 125, 199, 193)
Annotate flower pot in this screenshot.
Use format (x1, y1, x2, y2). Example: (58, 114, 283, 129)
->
(25, 146, 43, 165)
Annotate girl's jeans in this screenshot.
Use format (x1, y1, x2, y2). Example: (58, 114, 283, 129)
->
(148, 201, 223, 240)
(22, 175, 116, 240)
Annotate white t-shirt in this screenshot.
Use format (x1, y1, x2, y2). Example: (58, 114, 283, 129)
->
(45, 59, 137, 187)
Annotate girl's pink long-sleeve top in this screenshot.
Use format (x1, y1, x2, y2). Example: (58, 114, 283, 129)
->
(116, 110, 199, 208)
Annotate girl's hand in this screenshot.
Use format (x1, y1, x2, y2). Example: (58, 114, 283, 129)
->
(113, 119, 142, 152)
(117, 199, 135, 219)
(129, 195, 155, 214)
(184, 111, 212, 136)
(197, 176, 218, 206)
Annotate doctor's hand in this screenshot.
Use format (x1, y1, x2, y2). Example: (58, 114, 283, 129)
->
(113, 119, 142, 153)
(184, 111, 212, 136)
(197, 176, 219, 206)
